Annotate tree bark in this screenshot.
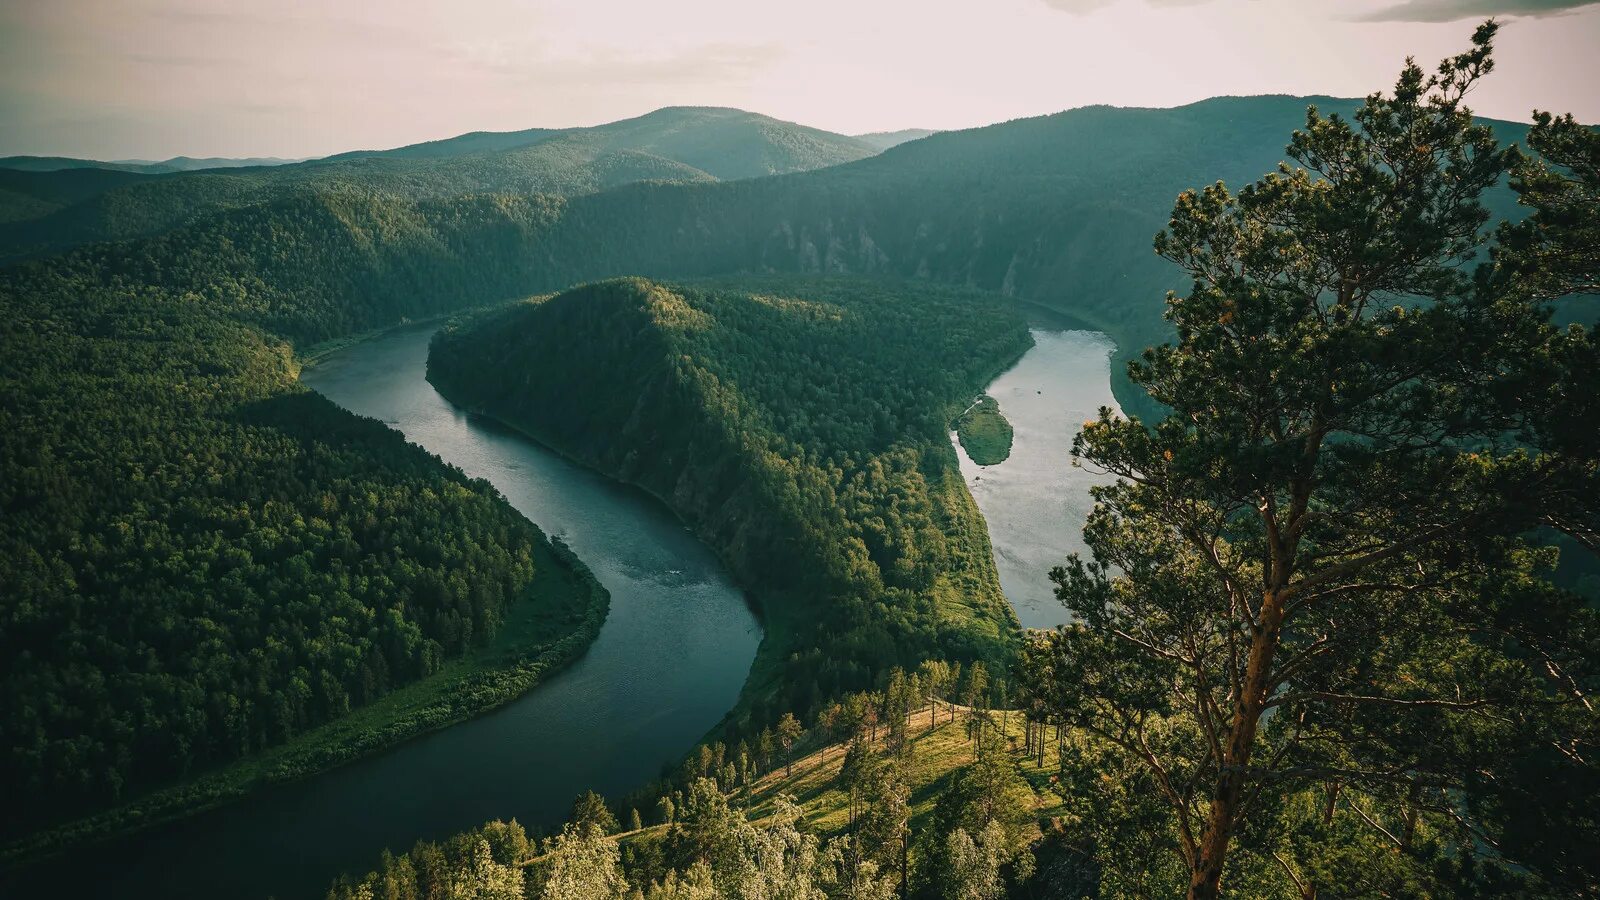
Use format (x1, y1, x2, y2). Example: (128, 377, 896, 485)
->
(1187, 591, 1286, 900)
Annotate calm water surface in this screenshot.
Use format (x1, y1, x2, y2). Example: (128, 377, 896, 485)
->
(952, 328, 1121, 630)
(9, 323, 760, 900)
(12, 319, 1117, 898)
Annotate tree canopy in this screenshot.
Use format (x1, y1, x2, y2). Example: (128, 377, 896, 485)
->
(1018, 23, 1600, 898)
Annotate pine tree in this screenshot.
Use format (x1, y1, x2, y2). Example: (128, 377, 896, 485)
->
(1019, 23, 1600, 898)
(776, 712, 804, 777)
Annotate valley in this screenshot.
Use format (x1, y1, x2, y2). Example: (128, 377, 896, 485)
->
(951, 326, 1121, 631)
(3, 323, 761, 899)
(2, 19, 1596, 896)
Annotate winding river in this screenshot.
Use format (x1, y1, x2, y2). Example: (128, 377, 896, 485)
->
(11, 317, 1117, 899)
(9, 323, 761, 900)
(952, 327, 1122, 630)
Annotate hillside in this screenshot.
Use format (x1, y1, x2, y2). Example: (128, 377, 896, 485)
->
(326, 690, 1082, 900)
(0, 107, 875, 262)
(0, 167, 152, 224)
(0, 155, 305, 174)
(523, 95, 1534, 421)
(0, 189, 609, 862)
(428, 277, 1030, 722)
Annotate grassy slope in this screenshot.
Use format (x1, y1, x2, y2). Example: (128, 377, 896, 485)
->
(588, 703, 1066, 867)
(748, 704, 1064, 834)
(955, 396, 1014, 466)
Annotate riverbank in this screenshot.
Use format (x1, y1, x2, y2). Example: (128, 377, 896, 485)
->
(2, 531, 609, 871)
(1012, 297, 1159, 424)
(426, 278, 1027, 739)
(950, 328, 1121, 630)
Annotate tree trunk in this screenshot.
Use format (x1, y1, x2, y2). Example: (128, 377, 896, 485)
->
(1187, 592, 1286, 900)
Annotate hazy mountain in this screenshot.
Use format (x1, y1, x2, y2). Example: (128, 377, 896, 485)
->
(123, 156, 311, 171)
(332, 106, 877, 179)
(0, 107, 878, 261)
(0, 155, 306, 174)
(0, 156, 163, 174)
(851, 128, 938, 150)
(514, 95, 1533, 418)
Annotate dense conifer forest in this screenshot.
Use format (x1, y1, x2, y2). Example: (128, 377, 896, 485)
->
(0, 17, 1595, 899)
(0, 191, 609, 859)
(326, 25, 1597, 900)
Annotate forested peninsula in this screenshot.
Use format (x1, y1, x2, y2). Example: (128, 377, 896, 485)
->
(0, 194, 612, 864)
(427, 277, 1033, 722)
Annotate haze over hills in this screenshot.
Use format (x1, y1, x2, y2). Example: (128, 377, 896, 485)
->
(0, 107, 880, 263)
(328, 106, 878, 177)
(851, 128, 938, 151)
(485, 94, 1534, 418)
(0, 93, 1537, 411)
(0, 155, 308, 174)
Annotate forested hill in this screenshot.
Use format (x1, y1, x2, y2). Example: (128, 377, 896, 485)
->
(0, 107, 876, 263)
(2, 96, 1535, 381)
(0, 188, 609, 863)
(428, 277, 1031, 723)
(527, 94, 1534, 420)
(0, 155, 305, 174)
(328, 106, 878, 178)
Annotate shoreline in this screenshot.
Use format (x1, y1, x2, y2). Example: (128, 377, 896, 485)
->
(1, 345, 611, 873)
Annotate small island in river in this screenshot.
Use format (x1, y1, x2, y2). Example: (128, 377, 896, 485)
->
(955, 395, 1014, 465)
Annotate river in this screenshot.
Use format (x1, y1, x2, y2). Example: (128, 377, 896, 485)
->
(9, 319, 1115, 899)
(952, 328, 1122, 630)
(6, 323, 761, 900)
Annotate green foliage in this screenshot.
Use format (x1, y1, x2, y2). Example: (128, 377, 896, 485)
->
(428, 276, 1031, 723)
(326, 819, 533, 900)
(571, 790, 621, 836)
(954, 396, 1013, 466)
(1018, 24, 1600, 898)
(912, 729, 1036, 898)
(330, 695, 1050, 900)
(0, 107, 876, 262)
(0, 186, 608, 850)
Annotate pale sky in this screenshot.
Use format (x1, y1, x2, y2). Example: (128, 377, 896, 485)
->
(2, 0, 1596, 160)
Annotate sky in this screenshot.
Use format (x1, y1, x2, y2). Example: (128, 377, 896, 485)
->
(1, 0, 1597, 160)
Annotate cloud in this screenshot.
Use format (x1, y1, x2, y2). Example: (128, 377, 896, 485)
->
(1355, 0, 1600, 21)
(1038, 0, 1231, 12)
(1038, 0, 1116, 11)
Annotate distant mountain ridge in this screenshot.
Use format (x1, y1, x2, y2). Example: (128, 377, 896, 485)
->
(0, 155, 307, 174)
(0, 107, 880, 260)
(329, 106, 878, 179)
(851, 128, 938, 150)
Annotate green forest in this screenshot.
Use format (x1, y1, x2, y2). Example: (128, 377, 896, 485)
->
(0, 191, 611, 859)
(0, 16, 1595, 900)
(428, 277, 1032, 721)
(339, 25, 1598, 900)
(0, 107, 876, 264)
